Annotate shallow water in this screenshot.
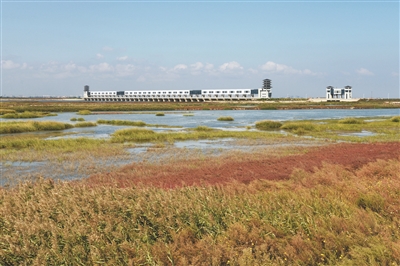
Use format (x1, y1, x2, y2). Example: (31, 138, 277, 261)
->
(1, 109, 398, 139)
(1, 108, 399, 185)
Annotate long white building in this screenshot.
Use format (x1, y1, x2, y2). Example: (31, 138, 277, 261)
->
(83, 79, 273, 102)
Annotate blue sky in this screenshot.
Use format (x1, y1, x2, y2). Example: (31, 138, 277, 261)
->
(1, 1, 399, 98)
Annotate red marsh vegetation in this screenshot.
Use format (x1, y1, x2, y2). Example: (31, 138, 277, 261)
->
(86, 142, 400, 189)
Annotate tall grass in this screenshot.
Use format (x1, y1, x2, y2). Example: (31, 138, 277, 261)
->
(217, 116, 234, 121)
(0, 109, 16, 115)
(110, 126, 288, 143)
(338, 117, 365, 124)
(390, 116, 400, 122)
(0, 158, 399, 265)
(1, 111, 57, 119)
(0, 121, 73, 134)
(255, 120, 282, 130)
(74, 122, 97, 127)
(97, 119, 146, 127)
(77, 110, 91, 115)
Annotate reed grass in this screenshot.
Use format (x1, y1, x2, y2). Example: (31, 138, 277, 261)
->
(70, 117, 77, 121)
(390, 116, 400, 122)
(0, 121, 73, 134)
(338, 117, 365, 124)
(155, 112, 165, 116)
(74, 122, 97, 127)
(110, 126, 294, 144)
(0, 157, 399, 265)
(255, 120, 282, 130)
(1, 111, 57, 119)
(77, 110, 92, 115)
(217, 116, 234, 121)
(97, 119, 146, 127)
(0, 109, 16, 115)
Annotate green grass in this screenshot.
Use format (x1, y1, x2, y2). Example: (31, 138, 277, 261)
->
(390, 116, 400, 122)
(0, 158, 399, 265)
(255, 120, 282, 130)
(217, 116, 234, 121)
(277, 117, 400, 142)
(97, 119, 146, 127)
(0, 109, 16, 115)
(1, 111, 57, 119)
(155, 112, 165, 116)
(77, 110, 92, 115)
(338, 117, 365, 124)
(0, 121, 73, 134)
(110, 126, 290, 143)
(74, 122, 97, 127)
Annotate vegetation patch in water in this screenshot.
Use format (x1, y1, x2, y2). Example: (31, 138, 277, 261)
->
(217, 116, 234, 121)
(74, 122, 97, 127)
(0, 121, 73, 134)
(2, 111, 57, 119)
(255, 120, 282, 130)
(338, 117, 365, 124)
(77, 110, 92, 115)
(0, 109, 17, 115)
(97, 119, 146, 127)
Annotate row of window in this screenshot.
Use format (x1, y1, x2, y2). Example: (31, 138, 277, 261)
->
(203, 90, 249, 94)
(90, 94, 252, 97)
(89, 90, 252, 95)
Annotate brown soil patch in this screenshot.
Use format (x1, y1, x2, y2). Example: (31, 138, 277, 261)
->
(87, 142, 400, 189)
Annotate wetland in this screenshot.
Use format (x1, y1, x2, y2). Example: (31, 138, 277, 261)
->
(1, 101, 399, 265)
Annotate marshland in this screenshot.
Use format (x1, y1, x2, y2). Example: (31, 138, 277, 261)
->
(1, 101, 399, 265)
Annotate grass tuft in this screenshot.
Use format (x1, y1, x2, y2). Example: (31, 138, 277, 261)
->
(0, 109, 16, 115)
(217, 116, 234, 121)
(191, 125, 214, 131)
(74, 122, 97, 127)
(155, 112, 165, 116)
(0, 121, 73, 134)
(255, 120, 282, 130)
(2, 111, 57, 119)
(390, 116, 400, 122)
(338, 117, 365, 124)
(77, 110, 92, 115)
(97, 119, 146, 127)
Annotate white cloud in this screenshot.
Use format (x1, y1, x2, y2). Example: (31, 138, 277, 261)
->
(204, 63, 214, 70)
(173, 64, 188, 71)
(115, 64, 136, 76)
(137, 76, 146, 82)
(356, 68, 374, 76)
(102, 46, 114, 51)
(219, 61, 243, 72)
(248, 68, 258, 74)
(64, 62, 76, 71)
(40, 61, 59, 73)
(117, 56, 128, 61)
(260, 61, 316, 75)
(190, 62, 204, 71)
(96, 53, 104, 59)
(89, 62, 113, 72)
(2, 60, 22, 69)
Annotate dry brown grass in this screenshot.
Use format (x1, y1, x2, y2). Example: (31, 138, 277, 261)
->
(1, 152, 399, 265)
